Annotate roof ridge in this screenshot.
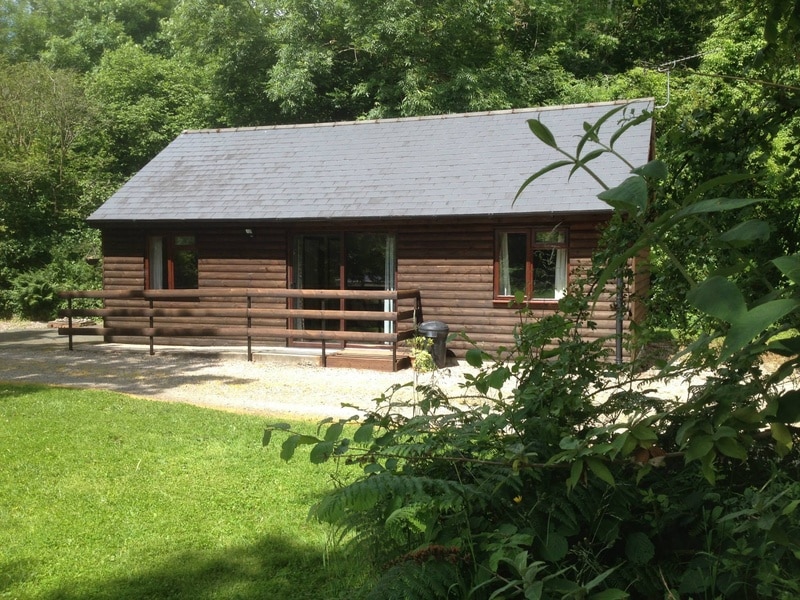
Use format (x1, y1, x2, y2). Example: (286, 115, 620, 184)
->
(182, 98, 654, 135)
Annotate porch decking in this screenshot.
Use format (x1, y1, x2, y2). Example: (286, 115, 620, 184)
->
(325, 346, 412, 371)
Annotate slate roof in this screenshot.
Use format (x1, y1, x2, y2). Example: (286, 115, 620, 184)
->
(88, 99, 654, 225)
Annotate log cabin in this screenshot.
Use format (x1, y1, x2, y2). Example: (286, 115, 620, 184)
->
(83, 99, 654, 369)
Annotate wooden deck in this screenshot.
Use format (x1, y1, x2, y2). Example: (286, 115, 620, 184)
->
(326, 346, 411, 371)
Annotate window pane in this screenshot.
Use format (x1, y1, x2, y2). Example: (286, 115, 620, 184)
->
(345, 233, 394, 333)
(294, 235, 341, 331)
(148, 237, 166, 289)
(534, 230, 565, 244)
(298, 235, 340, 289)
(174, 235, 195, 246)
(499, 232, 527, 296)
(174, 247, 198, 289)
(345, 233, 387, 290)
(532, 248, 556, 298)
(533, 247, 566, 299)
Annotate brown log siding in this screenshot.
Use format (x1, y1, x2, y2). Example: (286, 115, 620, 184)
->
(392, 217, 619, 355)
(97, 213, 643, 356)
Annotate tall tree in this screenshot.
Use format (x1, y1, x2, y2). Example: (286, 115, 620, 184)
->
(264, 0, 581, 121)
(0, 60, 96, 306)
(163, 0, 279, 127)
(0, 0, 175, 69)
(261, 0, 727, 121)
(0, 61, 93, 221)
(606, 0, 722, 72)
(86, 43, 214, 176)
(644, 1, 800, 330)
(0, 0, 47, 61)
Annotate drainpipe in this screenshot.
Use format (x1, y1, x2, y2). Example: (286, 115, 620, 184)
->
(615, 273, 624, 365)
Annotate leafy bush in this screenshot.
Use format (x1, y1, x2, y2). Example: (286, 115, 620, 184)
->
(407, 335, 436, 373)
(265, 104, 800, 599)
(268, 307, 800, 598)
(8, 271, 59, 320)
(2, 227, 101, 320)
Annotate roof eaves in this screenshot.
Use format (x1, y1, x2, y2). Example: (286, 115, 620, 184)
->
(180, 98, 654, 136)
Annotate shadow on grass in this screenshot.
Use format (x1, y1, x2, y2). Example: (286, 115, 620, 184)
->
(0, 558, 39, 595)
(38, 534, 364, 600)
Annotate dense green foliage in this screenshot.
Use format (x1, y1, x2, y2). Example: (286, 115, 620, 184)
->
(647, 2, 800, 332)
(6, 0, 798, 324)
(0, 0, 800, 600)
(0, 383, 364, 599)
(266, 105, 800, 598)
(3, 1, 800, 597)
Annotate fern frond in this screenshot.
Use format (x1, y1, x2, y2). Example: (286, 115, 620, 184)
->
(365, 558, 464, 600)
(313, 473, 473, 525)
(385, 503, 428, 543)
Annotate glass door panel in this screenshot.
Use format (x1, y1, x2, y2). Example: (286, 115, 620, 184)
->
(345, 234, 394, 333)
(293, 235, 341, 331)
(293, 233, 396, 336)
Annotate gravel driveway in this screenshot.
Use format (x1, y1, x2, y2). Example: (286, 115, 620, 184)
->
(0, 321, 471, 420)
(4, 321, 797, 422)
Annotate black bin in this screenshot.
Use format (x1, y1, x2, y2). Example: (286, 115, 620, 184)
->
(418, 320, 449, 368)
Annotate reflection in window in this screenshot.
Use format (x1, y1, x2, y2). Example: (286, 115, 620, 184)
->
(498, 232, 528, 297)
(497, 229, 567, 300)
(292, 233, 396, 333)
(148, 237, 165, 289)
(147, 234, 198, 289)
(345, 234, 396, 333)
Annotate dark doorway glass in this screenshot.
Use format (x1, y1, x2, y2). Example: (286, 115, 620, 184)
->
(295, 235, 341, 331)
(293, 233, 395, 335)
(345, 233, 391, 333)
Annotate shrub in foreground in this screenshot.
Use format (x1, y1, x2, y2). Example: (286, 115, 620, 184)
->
(266, 104, 800, 599)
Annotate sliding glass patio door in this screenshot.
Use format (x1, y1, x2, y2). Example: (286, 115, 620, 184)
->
(292, 233, 396, 336)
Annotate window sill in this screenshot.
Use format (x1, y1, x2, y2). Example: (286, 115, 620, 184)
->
(493, 298, 560, 308)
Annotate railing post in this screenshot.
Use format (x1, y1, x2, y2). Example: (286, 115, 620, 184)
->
(320, 299, 327, 367)
(149, 297, 155, 356)
(247, 293, 253, 362)
(391, 291, 397, 371)
(67, 296, 74, 351)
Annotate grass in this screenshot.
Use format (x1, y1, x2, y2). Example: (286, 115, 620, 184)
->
(0, 383, 367, 600)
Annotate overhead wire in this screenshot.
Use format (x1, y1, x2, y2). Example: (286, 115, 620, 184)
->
(650, 51, 800, 109)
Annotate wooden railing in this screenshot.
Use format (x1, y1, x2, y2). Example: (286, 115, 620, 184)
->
(58, 288, 424, 370)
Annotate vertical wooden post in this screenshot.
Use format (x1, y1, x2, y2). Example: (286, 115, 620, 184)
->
(414, 292, 423, 326)
(67, 296, 74, 351)
(391, 291, 398, 371)
(615, 273, 624, 365)
(247, 293, 253, 362)
(149, 298, 155, 356)
(320, 299, 327, 367)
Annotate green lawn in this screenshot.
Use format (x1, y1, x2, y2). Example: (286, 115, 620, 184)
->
(0, 383, 366, 600)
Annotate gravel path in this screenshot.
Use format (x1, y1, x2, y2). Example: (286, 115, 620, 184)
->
(3, 321, 796, 421)
(0, 321, 473, 420)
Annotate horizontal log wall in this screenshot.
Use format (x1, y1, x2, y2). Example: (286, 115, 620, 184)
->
(100, 228, 289, 344)
(96, 213, 642, 357)
(394, 216, 623, 357)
